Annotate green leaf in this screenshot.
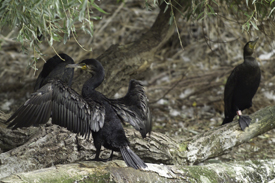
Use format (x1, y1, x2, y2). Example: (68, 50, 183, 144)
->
(244, 12, 251, 17)
(242, 24, 246, 31)
(91, 2, 108, 14)
(63, 33, 68, 44)
(168, 15, 173, 25)
(269, 7, 275, 17)
(211, 0, 218, 6)
(164, 4, 169, 13)
(196, 12, 204, 20)
(250, 20, 259, 30)
(91, 16, 102, 20)
(246, 0, 249, 7)
(246, 21, 251, 30)
(79, 0, 87, 21)
(207, 4, 215, 15)
(49, 35, 53, 46)
(52, 33, 61, 42)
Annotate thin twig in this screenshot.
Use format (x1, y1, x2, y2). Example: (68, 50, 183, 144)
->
(149, 74, 184, 104)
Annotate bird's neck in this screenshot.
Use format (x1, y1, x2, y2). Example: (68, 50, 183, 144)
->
(243, 55, 258, 66)
(243, 49, 254, 59)
(82, 71, 105, 97)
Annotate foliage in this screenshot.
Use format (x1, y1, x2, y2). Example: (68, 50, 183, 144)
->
(0, 0, 274, 57)
(0, 0, 107, 56)
(148, 0, 275, 33)
(191, 0, 275, 32)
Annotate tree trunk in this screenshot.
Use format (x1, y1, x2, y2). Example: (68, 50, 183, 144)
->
(1, 160, 275, 183)
(72, 0, 186, 96)
(1, 105, 275, 180)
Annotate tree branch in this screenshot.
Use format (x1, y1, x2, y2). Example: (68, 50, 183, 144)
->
(1, 159, 275, 182)
(1, 105, 275, 179)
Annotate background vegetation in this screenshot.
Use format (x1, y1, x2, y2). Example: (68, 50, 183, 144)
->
(0, 0, 275, 180)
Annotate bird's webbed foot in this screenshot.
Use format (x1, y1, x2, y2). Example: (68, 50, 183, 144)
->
(237, 111, 251, 131)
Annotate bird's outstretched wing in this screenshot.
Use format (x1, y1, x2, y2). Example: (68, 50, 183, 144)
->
(109, 80, 152, 138)
(6, 80, 105, 137)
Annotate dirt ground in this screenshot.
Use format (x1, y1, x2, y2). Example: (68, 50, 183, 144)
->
(1, 1, 275, 163)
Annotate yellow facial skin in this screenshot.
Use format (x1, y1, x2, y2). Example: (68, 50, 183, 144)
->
(249, 38, 258, 50)
(81, 64, 87, 70)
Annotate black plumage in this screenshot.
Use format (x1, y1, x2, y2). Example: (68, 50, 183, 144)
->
(34, 53, 75, 90)
(6, 57, 151, 169)
(6, 54, 75, 128)
(222, 38, 261, 130)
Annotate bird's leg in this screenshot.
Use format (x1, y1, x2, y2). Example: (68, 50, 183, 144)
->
(92, 149, 114, 162)
(236, 110, 250, 125)
(236, 110, 242, 116)
(92, 147, 102, 161)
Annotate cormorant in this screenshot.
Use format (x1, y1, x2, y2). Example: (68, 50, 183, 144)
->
(6, 53, 75, 127)
(6, 57, 151, 169)
(34, 53, 75, 90)
(222, 38, 261, 130)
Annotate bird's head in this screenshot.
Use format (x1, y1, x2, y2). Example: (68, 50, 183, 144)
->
(243, 38, 258, 57)
(66, 59, 103, 75)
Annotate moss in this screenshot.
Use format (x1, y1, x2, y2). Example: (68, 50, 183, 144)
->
(183, 166, 223, 183)
(82, 173, 113, 183)
(19, 172, 112, 183)
(179, 143, 187, 152)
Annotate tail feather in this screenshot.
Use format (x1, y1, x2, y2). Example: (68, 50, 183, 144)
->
(239, 115, 251, 131)
(120, 146, 147, 169)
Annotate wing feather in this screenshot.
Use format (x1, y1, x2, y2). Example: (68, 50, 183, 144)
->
(224, 66, 239, 116)
(6, 85, 53, 129)
(6, 80, 106, 137)
(109, 80, 152, 138)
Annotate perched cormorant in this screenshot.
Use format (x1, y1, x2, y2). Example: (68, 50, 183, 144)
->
(222, 38, 261, 130)
(6, 57, 151, 169)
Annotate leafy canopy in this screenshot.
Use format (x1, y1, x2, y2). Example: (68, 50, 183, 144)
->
(0, 0, 107, 54)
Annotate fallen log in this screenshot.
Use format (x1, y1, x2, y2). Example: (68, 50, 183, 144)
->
(1, 105, 275, 179)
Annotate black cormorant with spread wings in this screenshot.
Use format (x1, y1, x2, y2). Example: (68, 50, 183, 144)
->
(222, 38, 261, 130)
(6, 56, 151, 169)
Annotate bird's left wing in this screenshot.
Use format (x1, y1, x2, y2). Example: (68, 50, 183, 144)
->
(109, 80, 152, 138)
(224, 66, 239, 116)
(6, 81, 105, 137)
(51, 81, 105, 136)
(6, 83, 54, 129)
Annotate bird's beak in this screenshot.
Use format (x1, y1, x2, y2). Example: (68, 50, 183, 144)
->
(66, 63, 87, 70)
(249, 38, 258, 49)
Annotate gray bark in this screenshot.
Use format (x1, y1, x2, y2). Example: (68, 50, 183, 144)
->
(1, 159, 275, 182)
(1, 105, 275, 181)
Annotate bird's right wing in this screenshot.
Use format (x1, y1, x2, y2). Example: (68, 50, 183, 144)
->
(109, 80, 152, 138)
(6, 81, 105, 137)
